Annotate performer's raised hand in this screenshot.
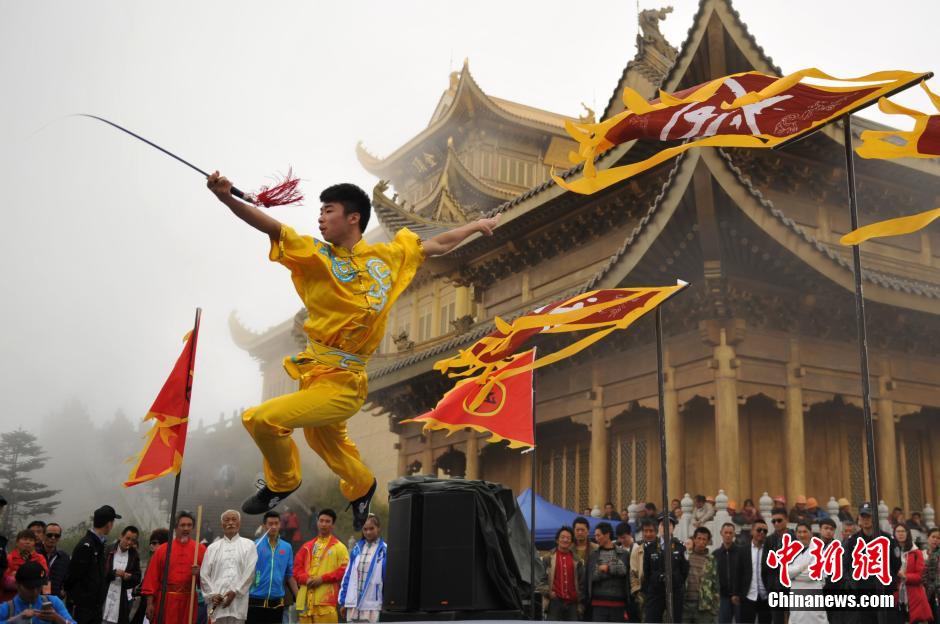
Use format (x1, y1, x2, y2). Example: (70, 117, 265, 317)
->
(475, 214, 501, 236)
(208, 170, 282, 239)
(207, 171, 233, 197)
(422, 213, 502, 256)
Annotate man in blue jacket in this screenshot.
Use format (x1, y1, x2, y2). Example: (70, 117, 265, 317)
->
(0, 561, 74, 624)
(248, 511, 298, 624)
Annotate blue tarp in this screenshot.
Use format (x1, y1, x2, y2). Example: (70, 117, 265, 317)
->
(516, 489, 606, 548)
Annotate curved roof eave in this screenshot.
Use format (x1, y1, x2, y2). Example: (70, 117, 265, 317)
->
(702, 147, 940, 313)
(356, 63, 573, 176)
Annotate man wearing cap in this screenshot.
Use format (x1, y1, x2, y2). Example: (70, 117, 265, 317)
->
(841, 503, 901, 624)
(642, 512, 688, 623)
(141, 511, 207, 624)
(0, 561, 74, 624)
(64, 505, 120, 624)
(837, 499, 854, 523)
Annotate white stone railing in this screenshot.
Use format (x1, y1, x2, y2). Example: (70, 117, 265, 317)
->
(623, 491, 936, 548)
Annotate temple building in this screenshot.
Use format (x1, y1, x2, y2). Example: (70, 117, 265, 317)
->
(232, 0, 940, 515)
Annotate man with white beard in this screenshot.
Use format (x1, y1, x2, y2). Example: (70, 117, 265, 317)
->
(201, 510, 258, 624)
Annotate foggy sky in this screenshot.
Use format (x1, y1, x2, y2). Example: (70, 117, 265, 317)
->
(1, 0, 937, 439)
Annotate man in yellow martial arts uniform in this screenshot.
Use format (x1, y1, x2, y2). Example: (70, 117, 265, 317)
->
(207, 172, 498, 528)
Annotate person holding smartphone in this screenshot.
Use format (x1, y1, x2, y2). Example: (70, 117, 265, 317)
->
(0, 561, 74, 623)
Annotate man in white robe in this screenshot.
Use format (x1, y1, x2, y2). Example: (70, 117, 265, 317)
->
(201, 510, 258, 624)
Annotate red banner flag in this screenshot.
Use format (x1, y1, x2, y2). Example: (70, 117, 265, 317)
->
(555, 69, 927, 194)
(125, 318, 200, 487)
(402, 350, 535, 449)
(435, 283, 684, 381)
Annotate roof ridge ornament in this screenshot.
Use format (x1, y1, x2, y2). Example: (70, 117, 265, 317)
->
(637, 6, 677, 62)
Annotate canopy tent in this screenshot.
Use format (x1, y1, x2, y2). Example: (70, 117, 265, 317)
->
(516, 489, 607, 548)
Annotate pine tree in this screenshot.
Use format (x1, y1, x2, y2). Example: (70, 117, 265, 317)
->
(0, 429, 60, 534)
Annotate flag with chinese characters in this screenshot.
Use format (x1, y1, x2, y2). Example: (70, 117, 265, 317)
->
(401, 350, 535, 449)
(841, 81, 940, 245)
(554, 69, 927, 195)
(434, 282, 685, 411)
(125, 322, 200, 487)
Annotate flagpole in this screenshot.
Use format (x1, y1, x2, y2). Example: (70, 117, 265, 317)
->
(156, 307, 201, 624)
(529, 358, 538, 621)
(655, 306, 674, 624)
(841, 119, 881, 516)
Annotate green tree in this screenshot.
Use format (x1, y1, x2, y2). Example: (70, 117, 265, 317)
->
(0, 429, 61, 533)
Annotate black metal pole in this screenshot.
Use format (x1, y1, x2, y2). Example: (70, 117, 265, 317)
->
(655, 307, 674, 624)
(530, 367, 538, 620)
(156, 308, 201, 624)
(842, 118, 881, 514)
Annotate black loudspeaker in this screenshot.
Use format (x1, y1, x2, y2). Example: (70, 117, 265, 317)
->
(383, 493, 422, 611)
(418, 490, 502, 611)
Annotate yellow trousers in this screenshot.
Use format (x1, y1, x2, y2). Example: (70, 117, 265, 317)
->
(299, 606, 338, 623)
(242, 365, 372, 500)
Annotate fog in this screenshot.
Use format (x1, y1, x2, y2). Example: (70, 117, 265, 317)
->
(0, 1, 936, 525)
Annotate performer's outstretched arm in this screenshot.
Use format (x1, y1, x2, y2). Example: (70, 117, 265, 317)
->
(207, 171, 282, 240)
(423, 215, 500, 256)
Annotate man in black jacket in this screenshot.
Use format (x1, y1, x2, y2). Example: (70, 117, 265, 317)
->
(42, 523, 70, 598)
(714, 522, 744, 623)
(739, 519, 772, 624)
(763, 508, 794, 624)
(642, 512, 688, 623)
(841, 503, 901, 624)
(65, 505, 121, 624)
(583, 522, 631, 622)
(102, 526, 142, 624)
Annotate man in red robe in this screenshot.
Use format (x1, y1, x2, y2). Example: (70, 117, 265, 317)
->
(142, 512, 206, 624)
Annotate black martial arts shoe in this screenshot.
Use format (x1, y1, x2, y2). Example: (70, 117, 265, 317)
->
(241, 479, 300, 515)
(348, 479, 377, 531)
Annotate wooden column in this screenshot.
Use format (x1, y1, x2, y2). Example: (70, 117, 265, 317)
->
(455, 286, 471, 318)
(589, 384, 609, 510)
(706, 322, 742, 502)
(663, 348, 682, 501)
(785, 339, 807, 503)
(465, 433, 480, 480)
(397, 441, 408, 477)
(877, 376, 899, 508)
(520, 452, 533, 492)
(931, 428, 940, 509)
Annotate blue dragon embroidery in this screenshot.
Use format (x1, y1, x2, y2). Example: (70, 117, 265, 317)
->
(365, 258, 392, 311)
(319, 245, 357, 283)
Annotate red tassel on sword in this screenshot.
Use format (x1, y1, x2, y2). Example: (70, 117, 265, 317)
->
(77, 114, 304, 207)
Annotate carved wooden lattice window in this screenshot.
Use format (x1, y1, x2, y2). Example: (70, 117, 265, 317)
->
(848, 431, 865, 508)
(620, 437, 634, 511)
(579, 448, 590, 510)
(565, 447, 577, 510)
(417, 296, 433, 342)
(608, 431, 644, 509)
(552, 452, 564, 503)
(439, 289, 456, 335)
(636, 438, 648, 502)
(905, 435, 924, 512)
(539, 457, 550, 499)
